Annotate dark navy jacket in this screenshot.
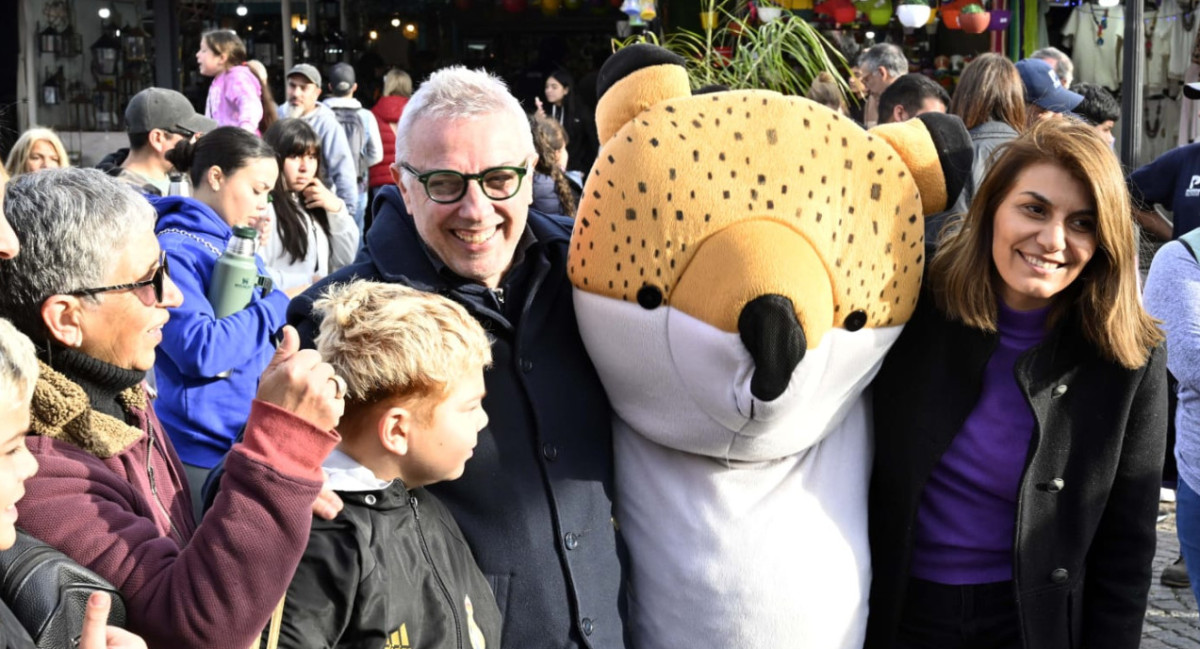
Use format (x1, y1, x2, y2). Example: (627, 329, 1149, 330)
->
(288, 185, 627, 649)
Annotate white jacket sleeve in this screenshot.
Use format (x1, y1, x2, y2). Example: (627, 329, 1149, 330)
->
(326, 204, 361, 272)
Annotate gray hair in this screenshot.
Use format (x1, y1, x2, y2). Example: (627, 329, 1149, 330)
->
(1030, 47, 1074, 87)
(858, 43, 909, 78)
(393, 66, 535, 166)
(0, 168, 156, 340)
(0, 318, 38, 410)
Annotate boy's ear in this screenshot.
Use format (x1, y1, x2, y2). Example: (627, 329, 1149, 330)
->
(379, 406, 411, 456)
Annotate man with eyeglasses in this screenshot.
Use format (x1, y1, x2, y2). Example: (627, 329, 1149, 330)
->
(856, 43, 909, 128)
(288, 66, 626, 649)
(97, 88, 217, 197)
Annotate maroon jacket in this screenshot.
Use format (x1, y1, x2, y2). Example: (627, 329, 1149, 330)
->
(368, 95, 408, 190)
(19, 361, 339, 648)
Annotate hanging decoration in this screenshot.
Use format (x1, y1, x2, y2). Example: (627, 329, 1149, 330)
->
(815, 0, 858, 24)
(639, 0, 657, 21)
(958, 3, 991, 32)
(620, 0, 641, 17)
(542, 0, 562, 16)
(503, 0, 527, 12)
(896, 0, 931, 27)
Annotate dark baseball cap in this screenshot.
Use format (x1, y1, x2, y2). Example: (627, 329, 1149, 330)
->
(125, 87, 218, 135)
(286, 63, 322, 87)
(1016, 59, 1083, 114)
(328, 63, 356, 94)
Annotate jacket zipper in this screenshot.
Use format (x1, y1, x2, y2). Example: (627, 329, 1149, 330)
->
(410, 494, 463, 649)
(146, 433, 181, 543)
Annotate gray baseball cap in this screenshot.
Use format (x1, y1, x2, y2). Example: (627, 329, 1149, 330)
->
(125, 87, 219, 135)
(286, 63, 322, 87)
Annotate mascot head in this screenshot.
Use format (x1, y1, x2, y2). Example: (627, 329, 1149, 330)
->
(569, 44, 971, 462)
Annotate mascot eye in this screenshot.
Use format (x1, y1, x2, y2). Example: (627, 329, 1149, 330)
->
(844, 310, 868, 332)
(637, 285, 664, 310)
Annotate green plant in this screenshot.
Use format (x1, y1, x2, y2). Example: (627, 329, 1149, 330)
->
(960, 3, 985, 13)
(613, 6, 853, 100)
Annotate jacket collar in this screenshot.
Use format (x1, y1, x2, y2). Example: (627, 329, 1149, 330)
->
(30, 361, 146, 459)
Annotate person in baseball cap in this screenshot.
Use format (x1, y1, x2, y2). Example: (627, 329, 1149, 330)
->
(97, 87, 218, 196)
(278, 62, 361, 212)
(1015, 58, 1083, 126)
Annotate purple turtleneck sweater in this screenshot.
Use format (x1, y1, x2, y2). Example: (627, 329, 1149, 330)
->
(909, 301, 1050, 585)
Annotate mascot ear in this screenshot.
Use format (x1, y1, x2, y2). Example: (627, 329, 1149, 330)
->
(869, 112, 973, 215)
(595, 44, 692, 145)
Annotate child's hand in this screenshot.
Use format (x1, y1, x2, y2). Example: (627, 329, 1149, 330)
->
(79, 592, 148, 649)
(534, 96, 545, 117)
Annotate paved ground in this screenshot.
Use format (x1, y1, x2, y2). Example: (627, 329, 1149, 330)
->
(1144, 502, 1200, 647)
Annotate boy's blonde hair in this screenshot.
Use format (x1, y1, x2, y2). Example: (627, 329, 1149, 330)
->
(313, 281, 492, 406)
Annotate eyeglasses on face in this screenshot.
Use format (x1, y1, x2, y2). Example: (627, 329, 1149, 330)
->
(400, 162, 530, 204)
(68, 252, 171, 305)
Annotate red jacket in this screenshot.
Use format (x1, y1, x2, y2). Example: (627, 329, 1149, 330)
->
(19, 361, 339, 649)
(368, 95, 408, 190)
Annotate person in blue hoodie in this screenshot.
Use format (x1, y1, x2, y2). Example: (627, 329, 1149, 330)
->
(153, 126, 296, 517)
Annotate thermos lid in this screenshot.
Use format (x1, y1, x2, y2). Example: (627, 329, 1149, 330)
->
(232, 226, 258, 240)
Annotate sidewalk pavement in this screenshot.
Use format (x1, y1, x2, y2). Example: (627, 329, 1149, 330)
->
(1144, 502, 1200, 647)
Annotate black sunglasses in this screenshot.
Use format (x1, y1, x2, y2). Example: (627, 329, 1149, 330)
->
(68, 252, 171, 305)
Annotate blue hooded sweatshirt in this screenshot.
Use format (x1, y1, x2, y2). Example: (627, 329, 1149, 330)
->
(152, 195, 291, 468)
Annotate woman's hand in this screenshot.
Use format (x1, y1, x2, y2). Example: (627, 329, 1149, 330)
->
(78, 592, 148, 649)
(301, 178, 345, 214)
(534, 96, 545, 117)
(256, 326, 344, 431)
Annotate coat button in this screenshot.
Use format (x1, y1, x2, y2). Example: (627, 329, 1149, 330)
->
(1050, 568, 1069, 583)
(565, 532, 579, 550)
(520, 358, 534, 373)
(1047, 478, 1065, 493)
(1053, 384, 1068, 397)
(364, 494, 377, 505)
(542, 443, 558, 461)
(581, 617, 594, 635)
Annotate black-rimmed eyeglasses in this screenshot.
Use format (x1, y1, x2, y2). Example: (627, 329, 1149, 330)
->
(400, 162, 530, 204)
(68, 252, 171, 305)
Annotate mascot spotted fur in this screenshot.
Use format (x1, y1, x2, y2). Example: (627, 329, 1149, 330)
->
(568, 45, 971, 648)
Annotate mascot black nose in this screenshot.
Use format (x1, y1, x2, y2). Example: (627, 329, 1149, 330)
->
(737, 295, 807, 402)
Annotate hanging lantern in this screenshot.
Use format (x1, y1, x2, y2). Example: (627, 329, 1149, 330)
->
(620, 0, 641, 18)
(122, 24, 149, 62)
(39, 25, 62, 54)
(42, 69, 60, 105)
(815, 0, 857, 24)
(896, 3, 932, 27)
(91, 31, 121, 76)
(639, 0, 656, 20)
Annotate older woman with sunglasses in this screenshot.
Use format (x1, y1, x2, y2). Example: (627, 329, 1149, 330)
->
(151, 126, 307, 514)
(0, 167, 344, 648)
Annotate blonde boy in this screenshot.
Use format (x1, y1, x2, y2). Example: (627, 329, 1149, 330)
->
(273, 280, 502, 649)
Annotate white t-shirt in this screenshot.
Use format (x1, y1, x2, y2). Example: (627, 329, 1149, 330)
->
(1063, 3, 1124, 90)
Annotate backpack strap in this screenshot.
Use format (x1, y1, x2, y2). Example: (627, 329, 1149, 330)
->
(1178, 228, 1200, 263)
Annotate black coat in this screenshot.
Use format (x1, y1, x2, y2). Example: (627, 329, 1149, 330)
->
(866, 293, 1167, 649)
(288, 185, 626, 649)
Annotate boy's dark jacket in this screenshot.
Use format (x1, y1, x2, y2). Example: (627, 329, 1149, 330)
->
(288, 185, 626, 649)
(275, 481, 503, 649)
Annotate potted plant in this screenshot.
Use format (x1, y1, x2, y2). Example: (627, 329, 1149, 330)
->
(615, 0, 854, 100)
(757, 0, 785, 22)
(958, 2, 991, 33)
(896, 0, 932, 28)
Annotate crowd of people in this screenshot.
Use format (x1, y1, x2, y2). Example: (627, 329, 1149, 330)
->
(0, 27, 1193, 649)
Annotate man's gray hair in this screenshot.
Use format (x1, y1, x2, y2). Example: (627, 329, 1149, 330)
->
(0, 168, 157, 340)
(0, 318, 37, 410)
(858, 43, 909, 78)
(1030, 47, 1074, 87)
(393, 66, 535, 166)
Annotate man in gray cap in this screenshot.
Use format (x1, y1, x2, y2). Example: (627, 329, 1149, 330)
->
(322, 62, 383, 236)
(97, 87, 218, 196)
(278, 63, 359, 214)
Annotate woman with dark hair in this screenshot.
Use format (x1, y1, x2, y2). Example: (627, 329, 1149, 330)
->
(534, 68, 598, 175)
(153, 126, 296, 509)
(940, 53, 1028, 239)
(529, 113, 580, 217)
(259, 118, 359, 289)
(0, 167, 342, 648)
(197, 30, 268, 134)
(866, 119, 1166, 649)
